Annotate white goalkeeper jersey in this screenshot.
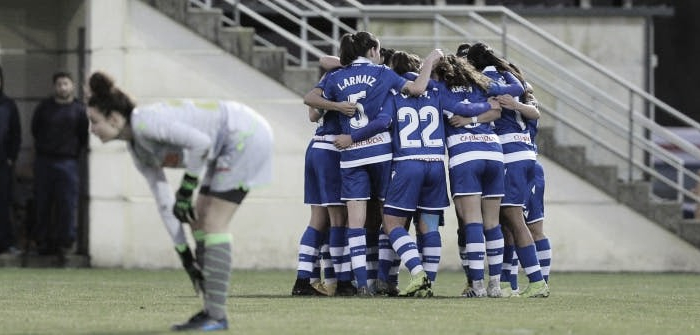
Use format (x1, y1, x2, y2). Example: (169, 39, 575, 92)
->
(127, 99, 273, 229)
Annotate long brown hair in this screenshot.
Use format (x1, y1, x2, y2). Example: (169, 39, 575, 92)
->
(432, 54, 491, 91)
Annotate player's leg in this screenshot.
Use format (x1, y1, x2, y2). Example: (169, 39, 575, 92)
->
(292, 205, 328, 296)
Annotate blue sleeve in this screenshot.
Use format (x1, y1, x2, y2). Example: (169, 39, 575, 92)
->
(351, 96, 393, 142)
(443, 99, 491, 117)
(486, 71, 524, 97)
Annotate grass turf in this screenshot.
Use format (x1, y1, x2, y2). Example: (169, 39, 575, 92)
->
(0, 269, 698, 334)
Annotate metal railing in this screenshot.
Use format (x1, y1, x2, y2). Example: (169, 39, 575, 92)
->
(189, 0, 700, 206)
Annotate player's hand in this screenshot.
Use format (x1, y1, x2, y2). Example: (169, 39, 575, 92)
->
(173, 173, 198, 224)
(335, 101, 357, 117)
(334, 134, 353, 149)
(448, 115, 470, 128)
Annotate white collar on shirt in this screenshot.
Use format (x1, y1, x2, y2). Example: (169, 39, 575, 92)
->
(352, 57, 373, 64)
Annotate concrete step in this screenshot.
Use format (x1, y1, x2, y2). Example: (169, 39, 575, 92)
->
(185, 7, 223, 42)
(283, 66, 320, 96)
(217, 26, 255, 64)
(253, 46, 287, 82)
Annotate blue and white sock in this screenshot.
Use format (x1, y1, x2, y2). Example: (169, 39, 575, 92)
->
(484, 225, 504, 282)
(457, 225, 470, 280)
(510, 248, 519, 290)
(347, 227, 368, 288)
(365, 230, 379, 290)
(329, 226, 351, 282)
(388, 228, 423, 275)
(296, 226, 321, 279)
(377, 232, 393, 283)
(421, 231, 441, 282)
(501, 244, 514, 286)
(535, 238, 552, 283)
(465, 223, 485, 281)
(516, 244, 544, 283)
(320, 236, 336, 285)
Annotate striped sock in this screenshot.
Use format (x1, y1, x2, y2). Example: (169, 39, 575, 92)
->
(203, 233, 232, 321)
(377, 233, 393, 283)
(535, 238, 552, 282)
(516, 244, 544, 283)
(388, 227, 423, 275)
(329, 227, 351, 282)
(421, 231, 441, 282)
(319, 242, 336, 285)
(193, 229, 207, 270)
(501, 244, 514, 285)
(389, 254, 401, 285)
(457, 225, 470, 280)
(510, 249, 519, 290)
(365, 230, 379, 289)
(465, 223, 485, 281)
(484, 225, 504, 282)
(296, 226, 321, 279)
(347, 227, 368, 288)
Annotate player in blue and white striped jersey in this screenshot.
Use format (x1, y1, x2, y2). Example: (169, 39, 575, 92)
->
(433, 54, 512, 298)
(466, 42, 549, 298)
(304, 31, 443, 296)
(379, 51, 450, 296)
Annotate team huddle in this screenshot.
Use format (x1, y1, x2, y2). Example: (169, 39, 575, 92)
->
(295, 31, 551, 298)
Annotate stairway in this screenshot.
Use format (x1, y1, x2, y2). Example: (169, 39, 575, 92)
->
(142, 0, 319, 96)
(536, 126, 700, 249)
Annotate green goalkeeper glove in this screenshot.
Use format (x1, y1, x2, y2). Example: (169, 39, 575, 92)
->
(173, 173, 198, 224)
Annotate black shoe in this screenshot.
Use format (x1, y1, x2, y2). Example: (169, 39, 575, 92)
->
(335, 280, 358, 296)
(176, 246, 205, 294)
(291, 278, 324, 296)
(171, 311, 228, 331)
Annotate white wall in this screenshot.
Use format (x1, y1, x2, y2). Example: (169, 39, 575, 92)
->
(86, 0, 314, 269)
(83, 0, 700, 272)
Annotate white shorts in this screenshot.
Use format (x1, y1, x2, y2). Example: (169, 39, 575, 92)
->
(201, 102, 274, 192)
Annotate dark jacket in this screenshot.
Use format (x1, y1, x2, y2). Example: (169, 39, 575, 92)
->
(0, 93, 21, 163)
(31, 97, 88, 159)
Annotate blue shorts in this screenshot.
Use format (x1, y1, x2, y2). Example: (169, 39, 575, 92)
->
(502, 159, 536, 207)
(341, 160, 391, 201)
(524, 161, 545, 223)
(304, 141, 343, 206)
(449, 159, 505, 198)
(384, 160, 450, 212)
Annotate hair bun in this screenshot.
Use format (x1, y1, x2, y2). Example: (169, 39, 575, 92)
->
(89, 71, 115, 97)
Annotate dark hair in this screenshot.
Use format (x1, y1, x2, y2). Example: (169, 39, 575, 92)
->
(432, 54, 491, 92)
(339, 31, 379, 66)
(465, 42, 517, 74)
(380, 47, 396, 66)
(389, 51, 421, 75)
(456, 43, 471, 58)
(87, 71, 136, 121)
(53, 71, 73, 83)
(508, 62, 534, 104)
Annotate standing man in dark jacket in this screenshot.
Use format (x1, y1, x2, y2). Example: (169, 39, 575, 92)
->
(0, 65, 22, 255)
(31, 71, 88, 256)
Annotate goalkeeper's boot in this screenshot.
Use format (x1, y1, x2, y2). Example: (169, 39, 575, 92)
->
(171, 310, 228, 332)
(292, 278, 325, 296)
(461, 279, 487, 298)
(398, 270, 430, 297)
(176, 246, 205, 295)
(487, 278, 502, 298)
(518, 279, 549, 298)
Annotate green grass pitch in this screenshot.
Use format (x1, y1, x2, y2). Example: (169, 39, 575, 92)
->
(0, 269, 698, 334)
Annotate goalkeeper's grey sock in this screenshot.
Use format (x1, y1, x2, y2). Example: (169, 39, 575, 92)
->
(193, 229, 206, 269)
(203, 233, 232, 320)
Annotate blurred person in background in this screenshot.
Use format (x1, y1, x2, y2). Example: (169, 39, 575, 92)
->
(0, 64, 22, 255)
(30, 71, 88, 257)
